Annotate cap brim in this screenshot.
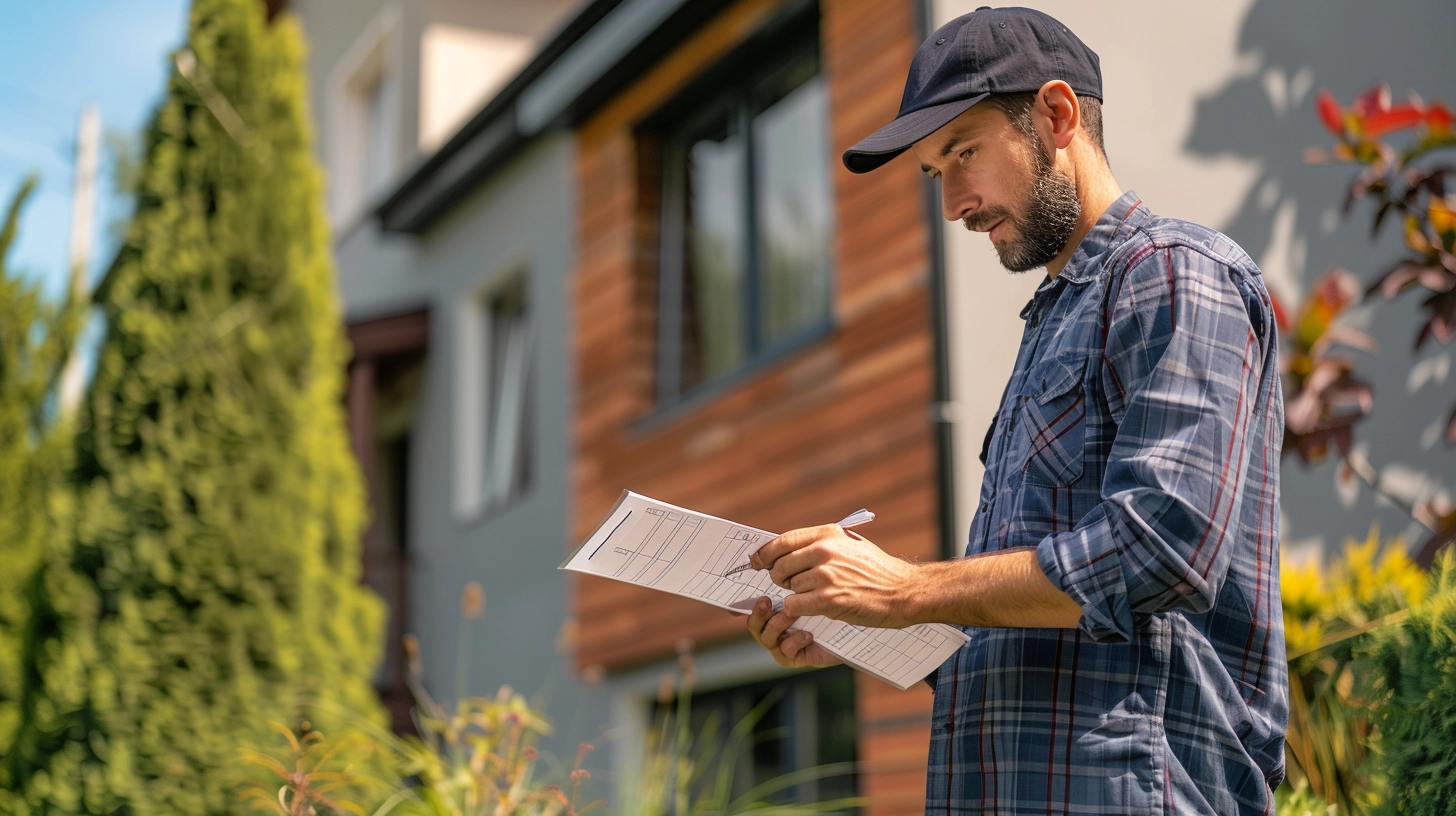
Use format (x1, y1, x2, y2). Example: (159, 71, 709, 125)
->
(841, 93, 989, 174)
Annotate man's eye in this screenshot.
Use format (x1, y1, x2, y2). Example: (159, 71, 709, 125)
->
(960, 147, 976, 160)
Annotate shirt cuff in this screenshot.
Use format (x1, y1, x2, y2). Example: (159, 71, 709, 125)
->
(1036, 528, 1136, 643)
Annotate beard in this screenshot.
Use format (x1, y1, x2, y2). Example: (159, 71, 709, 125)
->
(963, 130, 1081, 273)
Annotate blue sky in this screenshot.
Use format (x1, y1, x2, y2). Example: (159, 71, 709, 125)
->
(0, 0, 189, 298)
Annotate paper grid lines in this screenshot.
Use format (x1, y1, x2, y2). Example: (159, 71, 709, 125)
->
(562, 491, 969, 689)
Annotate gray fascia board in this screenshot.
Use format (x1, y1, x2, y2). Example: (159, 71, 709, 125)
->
(517, 0, 688, 133)
(375, 0, 628, 233)
(381, 114, 518, 232)
(375, 0, 706, 234)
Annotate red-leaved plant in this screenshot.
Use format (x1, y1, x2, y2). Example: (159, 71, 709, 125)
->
(1292, 85, 1456, 562)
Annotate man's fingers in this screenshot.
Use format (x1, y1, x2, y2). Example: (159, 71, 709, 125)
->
(750, 524, 839, 570)
(761, 610, 799, 646)
(788, 569, 824, 593)
(769, 543, 829, 589)
(783, 590, 827, 619)
(780, 630, 815, 662)
(746, 596, 773, 639)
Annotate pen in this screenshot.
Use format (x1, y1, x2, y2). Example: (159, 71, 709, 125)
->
(721, 508, 876, 577)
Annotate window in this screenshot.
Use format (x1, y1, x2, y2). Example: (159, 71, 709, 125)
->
(327, 5, 402, 227)
(653, 15, 834, 402)
(653, 667, 858, 809)
(483, 281, 532, 505)
(361, 65, 396, 199)
(455, 276, 532, 519)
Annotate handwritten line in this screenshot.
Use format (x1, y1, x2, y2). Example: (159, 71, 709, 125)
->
(590, 512, 631, 559)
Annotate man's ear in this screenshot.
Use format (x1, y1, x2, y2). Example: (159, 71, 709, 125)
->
(1036, 80, 1079, 152)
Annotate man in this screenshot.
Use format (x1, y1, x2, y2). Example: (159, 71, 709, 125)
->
(745, 7, 1286, 814)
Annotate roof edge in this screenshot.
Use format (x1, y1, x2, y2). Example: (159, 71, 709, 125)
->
(375, 0, 740, 234)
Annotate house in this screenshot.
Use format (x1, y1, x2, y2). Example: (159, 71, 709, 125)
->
(285, 0, 583, 734)
(288, 0, 1456, 811)
(562, 0, 950, 808)
(291, 0, 955, 806)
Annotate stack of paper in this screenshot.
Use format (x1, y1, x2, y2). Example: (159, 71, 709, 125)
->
(561, 491, 967, 690)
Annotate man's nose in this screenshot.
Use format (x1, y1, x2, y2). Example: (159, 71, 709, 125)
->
(939, 176, 974, 223)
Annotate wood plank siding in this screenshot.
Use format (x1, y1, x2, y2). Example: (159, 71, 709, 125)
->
(570, 0, 937, 811)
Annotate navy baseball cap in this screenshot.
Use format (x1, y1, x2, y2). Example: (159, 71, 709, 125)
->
(843, 6, 1102, 174)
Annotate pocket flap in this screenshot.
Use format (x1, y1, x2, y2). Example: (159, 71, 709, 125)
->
(1034, 358, 1085, 405)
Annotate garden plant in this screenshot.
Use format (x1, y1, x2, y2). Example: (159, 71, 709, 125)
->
(2, 0, 384, 811)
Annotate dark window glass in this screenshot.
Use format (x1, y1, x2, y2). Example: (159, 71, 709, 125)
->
(753, 66, 833, 347)
(484, 279, 530, 504)
(655, 17, 833, 402)
(652, 666, 858, 810)
(684, 104, 748, 383)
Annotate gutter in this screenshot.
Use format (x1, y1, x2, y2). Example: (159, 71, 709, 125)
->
(375, 0, 736, 234)
(916, 0, 959, 561)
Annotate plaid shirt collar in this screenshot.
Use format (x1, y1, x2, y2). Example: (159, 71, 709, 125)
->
(1020, 191, 1149, 323)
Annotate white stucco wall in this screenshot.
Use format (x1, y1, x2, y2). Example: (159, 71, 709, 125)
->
(935, 0, 1456, 561)
(293, 0, 592, 766)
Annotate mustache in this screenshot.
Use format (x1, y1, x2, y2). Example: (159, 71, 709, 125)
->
(963, 208, 1013, 232)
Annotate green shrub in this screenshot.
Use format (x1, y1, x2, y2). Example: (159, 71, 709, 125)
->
(1279, 527, 1424, 815)
(0, 177, 85, 783)
(1368, 550, 1456, 816)
(3, 0, 383, 811)
(238, 588, 864, 816)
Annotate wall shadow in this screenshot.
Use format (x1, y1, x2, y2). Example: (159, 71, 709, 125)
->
(1185, 0, 1456, 556)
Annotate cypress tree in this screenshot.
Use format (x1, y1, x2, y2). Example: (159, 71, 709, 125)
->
(6, 1, 384, 812)
(0, 178, 83, 777)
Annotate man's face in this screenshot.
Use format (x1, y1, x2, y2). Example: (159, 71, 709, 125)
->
(912, 105, 1080, 273)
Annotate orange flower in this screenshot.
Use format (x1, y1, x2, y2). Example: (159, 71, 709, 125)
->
(1363, 102, 1425, 137)
(1429, 197, 1456, 237)
(1270, 291, 1293, 333)
(1427, 102, 1454, 133)
(1317, 89, 1345, 135)
(460, 580, 485, 620)
(1350, 85, 1391, 119)
(1406, 215, 1433, 254)
(1325, 85, 1453, 139)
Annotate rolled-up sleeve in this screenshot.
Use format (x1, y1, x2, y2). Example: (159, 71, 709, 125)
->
(1036, 244, 1269, 643)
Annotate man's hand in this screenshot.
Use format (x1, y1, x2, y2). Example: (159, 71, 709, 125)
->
(746, 597, 841, 669)
(749, 524, 922, 628)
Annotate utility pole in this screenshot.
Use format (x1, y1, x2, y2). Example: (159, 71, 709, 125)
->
(59, 103, 100, 414)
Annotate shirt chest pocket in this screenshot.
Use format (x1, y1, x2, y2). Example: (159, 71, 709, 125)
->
(1020, 357, 1088, 487)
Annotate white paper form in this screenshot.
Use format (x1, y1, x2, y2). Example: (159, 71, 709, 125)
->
(561, 491, 968, 690)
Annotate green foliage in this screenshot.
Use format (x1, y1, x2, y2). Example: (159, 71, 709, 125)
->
(1276, 777, 1336, 816)
(1279, 527, 1425, 815)
(387, 677, 596, 816)
(619, 653, 862, 816)
(240, 721, 391, 816)
(0, 177, 85, 781)
(3, 0, 384, 811)
(238, 691, 594, 816)
(238, 599, 862, 816)
(1367, 550, 1456, 816)
(237, 619, 600, 816)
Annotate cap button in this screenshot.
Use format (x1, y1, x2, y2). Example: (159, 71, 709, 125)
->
(975, 5, 991, 9)
(998, 21, 1007, 28)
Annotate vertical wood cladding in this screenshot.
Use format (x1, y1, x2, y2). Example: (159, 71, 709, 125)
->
(571, 0, 935, 811)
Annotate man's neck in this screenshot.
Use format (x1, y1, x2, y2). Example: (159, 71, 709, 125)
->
(1045, 154, 1123, 280)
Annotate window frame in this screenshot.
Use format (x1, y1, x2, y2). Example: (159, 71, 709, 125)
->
(651, 665, 860, 809)
(648, 7, 835, 408)
(453, 271, 534, 523)
(325, 2, 404, 231)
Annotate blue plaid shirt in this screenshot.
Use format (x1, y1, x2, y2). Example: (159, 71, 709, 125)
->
(927, 192, 1287, 815)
